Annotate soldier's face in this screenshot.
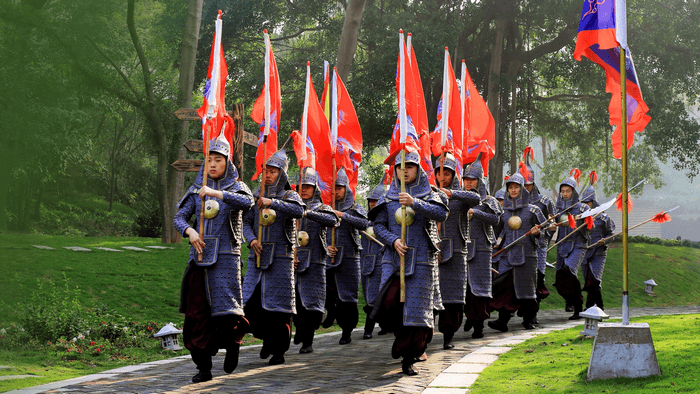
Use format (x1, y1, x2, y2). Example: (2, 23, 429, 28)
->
(498, 199, 504, 207)
(208, 153, 227, 179)
(524, 184, 534, 192)
(397, 163, 418, 184)
(507, 183, 521, 198)
(560, 185, 573, 200)
(368, 199, 377, 209)
(463, 177, 479, 191)
(436, 168, 454, 188)
(585, 201, 594, 209)
(335, 185, 346, 201)
(264, 167, 280, 185)
(300, 184, 315, 200)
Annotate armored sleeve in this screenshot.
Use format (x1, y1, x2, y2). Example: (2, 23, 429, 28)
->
(242, 207, 257, 244)
(577, 204, 592, 239)
(412, 197, 449, 222)
(529, 205, 546, 238)
(471, 207, 500, 227)
(604, 215, 616, 237)
(372, 206, 400, 249)
(270, 192, 305, 219)
(341, 211, 370, 230)
(450, 189, 481, 207)
(306, 208, 339, 228)
(173, 193, 196, 237)
(222, 189, 255, 212)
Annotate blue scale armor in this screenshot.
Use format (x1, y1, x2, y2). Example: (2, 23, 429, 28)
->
(528, 184, 556, 274)
(241, 155, 305, 315)
(553, 176, 591, 276)
(174, 158, 254, 316)
(581, 186, 615, 283)
(361, 233, 385, 307)
(496, 175, 546, 299)
(370, 162, 449, 327)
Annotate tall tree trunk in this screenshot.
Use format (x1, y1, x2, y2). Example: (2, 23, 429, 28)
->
(487, 18, 507, 193)
(166, 0, 203, 244)
(335, 0, 366, 82)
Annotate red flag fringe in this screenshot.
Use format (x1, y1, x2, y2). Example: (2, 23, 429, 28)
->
(585, 216, 594, 230)
(568, 214, 576, 229)
(589, 171, 598, 186)
(518, 161, 532, 181)
(616, 193, 634, 213)
(652, 212, 672, 224)
(523, 146, 534, 163)
(570, 168, 581, 185)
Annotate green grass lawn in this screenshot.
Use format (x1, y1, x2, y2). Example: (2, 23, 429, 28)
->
(469, 313, 700, 393)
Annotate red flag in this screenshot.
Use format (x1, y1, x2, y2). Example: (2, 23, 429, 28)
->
(331, 68, 362, 197)
(292, 62, 328, 172)
(250, 30, 281, 180)
(408, 33, 435, 186)
(430, 48, 462, 167)
(196, 11, 234, 158)
(461, 61, 495, 176)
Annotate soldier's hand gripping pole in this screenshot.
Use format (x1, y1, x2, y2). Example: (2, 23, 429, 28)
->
(256, 135, 268, 268)
(198, 124, 212, 263)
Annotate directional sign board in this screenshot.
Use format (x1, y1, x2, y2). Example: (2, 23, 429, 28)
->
(173, 108, 200, 121)
(183, 139, 203, 152)
(171, 159, 203, 172)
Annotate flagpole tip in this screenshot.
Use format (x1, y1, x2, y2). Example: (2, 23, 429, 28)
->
(217, 10, 222, 18)
(462, 59, 465, 63)
(445, 46, 449, 51)
(407, 32, 412, 36)
(399, 29, 403, 34)
(307, 61, 310, 66)
(264, 29, 268, 34)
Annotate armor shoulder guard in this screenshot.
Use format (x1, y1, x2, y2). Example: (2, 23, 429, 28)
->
(319, 204, 335, 215)
(425, 189, 449, 210)
(368, 198, 387, 221)
(433, 186, 449, 205)
(481, 195, 503, 215)
(283, 190, 305, 206)
(529, 204, 546, 223)
(229, 180, 253, 197)
(350, 203, 368, 219)
(178, 186, 198, 208)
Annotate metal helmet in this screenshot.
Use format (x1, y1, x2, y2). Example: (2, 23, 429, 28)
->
(434, 152, 458, 174)
(209, 132, 230, 158)
(335, 167, 350, 188)
(580, 185, 598, 207)
(266, 148, 289, 173)
(462, 160, 484, 180)
(367, 178, 386, 201)
(494, 187, 506, 200)
(506, 172, 525, 187)
(300, 167, 319, 186)
(394, 150, 421, 167)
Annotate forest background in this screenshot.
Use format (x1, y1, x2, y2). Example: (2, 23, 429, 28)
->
(1, 0, 699, 242)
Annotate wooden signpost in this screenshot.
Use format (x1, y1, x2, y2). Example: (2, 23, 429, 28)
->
(171, 103, 257, 174)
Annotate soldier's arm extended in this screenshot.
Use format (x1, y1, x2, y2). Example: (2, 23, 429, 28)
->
(411, 197, 449, 222)
(450, 189, 481, 207)
(305, 206, 340, 228)
(221, 188, 255, 213)
(340, 210, 370, 231)
(269, 191, 305, 219)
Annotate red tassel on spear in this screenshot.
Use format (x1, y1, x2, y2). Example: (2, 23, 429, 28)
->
(570, 168, 581, 185)
(518, 161, 532, 181)
(568, 213, 576, 229)
(616, 192, 633, 213)
(652, 211, 672, 223)
(589, 170, 598, 186)
(523, 146, 534, 163)
(585, 216, 594, 229)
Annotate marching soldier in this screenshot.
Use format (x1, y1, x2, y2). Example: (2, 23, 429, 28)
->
(293, 168, 340, 353)
(488, 173, 545, 332)
(459, 160, 502, 339)
(580, 181, 615, 310)
(324, 167, 370, 345)
(520, 148, 555, 325)
(174, 133, 254, 382)
(242, 149, 305, 365)
(370, 151, 448, 375)
(551, 173, 591, 320)
(361, 181, 387, 339)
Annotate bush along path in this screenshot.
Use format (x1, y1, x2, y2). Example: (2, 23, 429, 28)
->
(6, 305, 699, 394)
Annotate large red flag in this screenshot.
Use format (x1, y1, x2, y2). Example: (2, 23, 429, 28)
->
(331, 68, 362, 198)
(250, 30, 281, 180)
(573, 0, 650, 158)
(430, 48, 462, 177)
(196, 11, 235, 158)
(461, 60, 495, 176)
(407, 33, 435, 186)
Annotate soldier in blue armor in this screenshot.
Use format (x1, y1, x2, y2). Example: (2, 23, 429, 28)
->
(324, 167, 370, 344)
(242, 149, 305, 365)
(488, 173, 546, 332)
(370, 151, 449, 375)
(580, 182, 615, 310)
(550, 174, 590, 320)
(459, 160, 502, 339)
(293, 167, 340, 353)
(434, 153, 473, 348)
(361, 180, 387, 339)
(491, 187, 506, 274)
(520, 149, 555, 325)
(174, 133, 255, 383)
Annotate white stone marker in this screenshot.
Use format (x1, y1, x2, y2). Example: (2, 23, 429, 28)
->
(587, 322, 661, 381)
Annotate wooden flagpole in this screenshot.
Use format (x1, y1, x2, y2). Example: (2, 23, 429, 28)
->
(198, 124, 211, 262)
(400, 149, 407, 302)
(620, 46, 630, 325)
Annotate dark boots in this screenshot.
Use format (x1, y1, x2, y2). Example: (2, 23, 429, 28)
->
(443, 332, 455, 350)
(472, 320, 484, 338)
(487, 310, 511, 332)
(223, 344, 240, 373)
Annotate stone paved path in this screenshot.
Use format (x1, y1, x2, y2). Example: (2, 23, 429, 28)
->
(10, 305, 699, 394)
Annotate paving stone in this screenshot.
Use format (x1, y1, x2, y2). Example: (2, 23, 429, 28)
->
(486, 337, 528, 347)
(443, 363, 488, 373)
(63, 246, 92, 252)
(31, 245, 54, 250)
(457, 354, 499, 364)
(428, 373, 479, 388)
(144, 246, 174, 249)
(422, 388, 470, 394)
(94, 247, 124, 252)
(473, 346, 510, 355)
(0, 375, 40, 381)
(122, 246, 149, 252)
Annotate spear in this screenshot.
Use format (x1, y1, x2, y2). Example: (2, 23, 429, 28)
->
(547, 179, 645, 253)
(362, 230, 384, 247)
(198, 124, 211, 263)
(330, 67, 338, 266)
(587, 206, 678, 249)
(397, 31, 409, 302)
(256, 30, 272, 269)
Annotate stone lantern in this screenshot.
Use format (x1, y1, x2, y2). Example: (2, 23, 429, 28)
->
(644, 279, 658, 295)
(154, 323, 183, 351)
(580, 305, 609, 337)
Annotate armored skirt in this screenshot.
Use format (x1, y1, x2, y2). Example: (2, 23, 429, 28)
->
(361, 235, 385, 308)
